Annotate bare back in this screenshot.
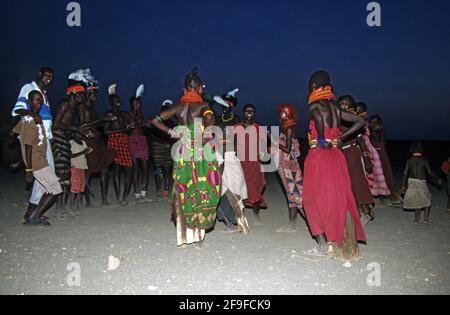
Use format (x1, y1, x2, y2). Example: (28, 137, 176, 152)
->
(176, 102, 210, 125)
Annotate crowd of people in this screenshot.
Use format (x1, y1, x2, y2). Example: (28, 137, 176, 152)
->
(9, 67, 449, 262)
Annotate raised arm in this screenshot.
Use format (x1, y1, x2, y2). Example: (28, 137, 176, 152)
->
(151, 104, 181, 135)
(340, 110, 364, 141)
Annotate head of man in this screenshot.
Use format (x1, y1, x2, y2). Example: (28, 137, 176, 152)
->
(337, 95, 356, 112)
(67, 80, 87, 105)
(109, 94, 121, 110)
(356, 102, 368, 118)
(86, 82, 99, 105)
(37, 67, 55, 89)
(308, 70, 331, 94)
(161, 100, 173, 114)
(130, 96, 142, 112)
(410, 141, 423, 155)
(28, 90, 43, 113)
(369, 115, 383, 130)
(184, 68, 204, 94)
(243, 104, 256, 125)
(277, 103, 297, 125)
(221, 94, 238, 114)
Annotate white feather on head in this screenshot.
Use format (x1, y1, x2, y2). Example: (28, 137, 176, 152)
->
(213, 96, 230, 108)
(68, 69, 85, 82)
(227, 88, 239, 98)
(108, 84, 118, 96)
(136, 84, 144, 98)
(162, 99, 173, 106)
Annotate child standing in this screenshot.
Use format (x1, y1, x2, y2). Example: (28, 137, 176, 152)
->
(13, 91, 62, 225)
(402, 142, 442, 225)
(69, 133, 92, 212)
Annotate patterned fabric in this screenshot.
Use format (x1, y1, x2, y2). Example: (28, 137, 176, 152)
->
(277, 133, 303, 209)
(172, 123, 221, 230)
(52, 129, 72, 180)
(128, 134, 149, 160)
(107, 133, 133, 167)
(363, 126, 390, 196)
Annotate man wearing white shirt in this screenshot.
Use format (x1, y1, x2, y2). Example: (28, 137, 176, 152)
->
(12, 67, 56, 218)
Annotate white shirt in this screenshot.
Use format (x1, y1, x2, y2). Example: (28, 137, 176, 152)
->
(70, 140, 88, 170)
(12, 81, 53, 140)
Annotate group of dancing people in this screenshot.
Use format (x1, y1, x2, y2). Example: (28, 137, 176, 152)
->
(10, 66, 446, 262)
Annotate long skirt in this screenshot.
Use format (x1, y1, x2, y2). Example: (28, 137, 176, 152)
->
(303, 147, 366, 247)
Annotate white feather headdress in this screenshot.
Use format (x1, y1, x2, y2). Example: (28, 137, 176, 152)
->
(108, 84, 118, 96)
(227, 88, 239, 98)
(136, 84, 144, 98)
(213, 95, 229, 108)
(68, 69, 86, 82)
(162, 99, 173, 106)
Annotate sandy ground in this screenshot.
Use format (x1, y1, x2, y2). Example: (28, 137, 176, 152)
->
(0, 170, 449, 295)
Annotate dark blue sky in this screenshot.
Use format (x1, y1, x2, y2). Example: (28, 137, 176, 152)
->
(1, 0, 449, 139)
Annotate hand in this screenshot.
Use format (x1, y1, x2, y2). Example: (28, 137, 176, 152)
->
(30, 112, 42, 124)
(169, 129, 180, 139)
(25, 172, 34, 184)
(84, 147, 93, 155)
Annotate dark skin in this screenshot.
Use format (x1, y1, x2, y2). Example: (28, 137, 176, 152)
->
(54, 88, 92, 138)
(104, 95, 134, 204)
(79, 89, 117, 206)
(338, 100, 373, 174)
(401, 151, 442, 224)
(24, 92, 60, 224)
(218, 101, 241, 129)
(14, 70, 54, 124)
(129, 98, 149, 198)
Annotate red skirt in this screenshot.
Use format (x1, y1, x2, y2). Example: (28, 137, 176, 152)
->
(240, 160, 267, 208)
(303, 147, 366, 245)
(342, 144, 374, 206)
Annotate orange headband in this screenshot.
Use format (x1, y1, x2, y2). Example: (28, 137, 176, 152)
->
(66, 85, 85, 95)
